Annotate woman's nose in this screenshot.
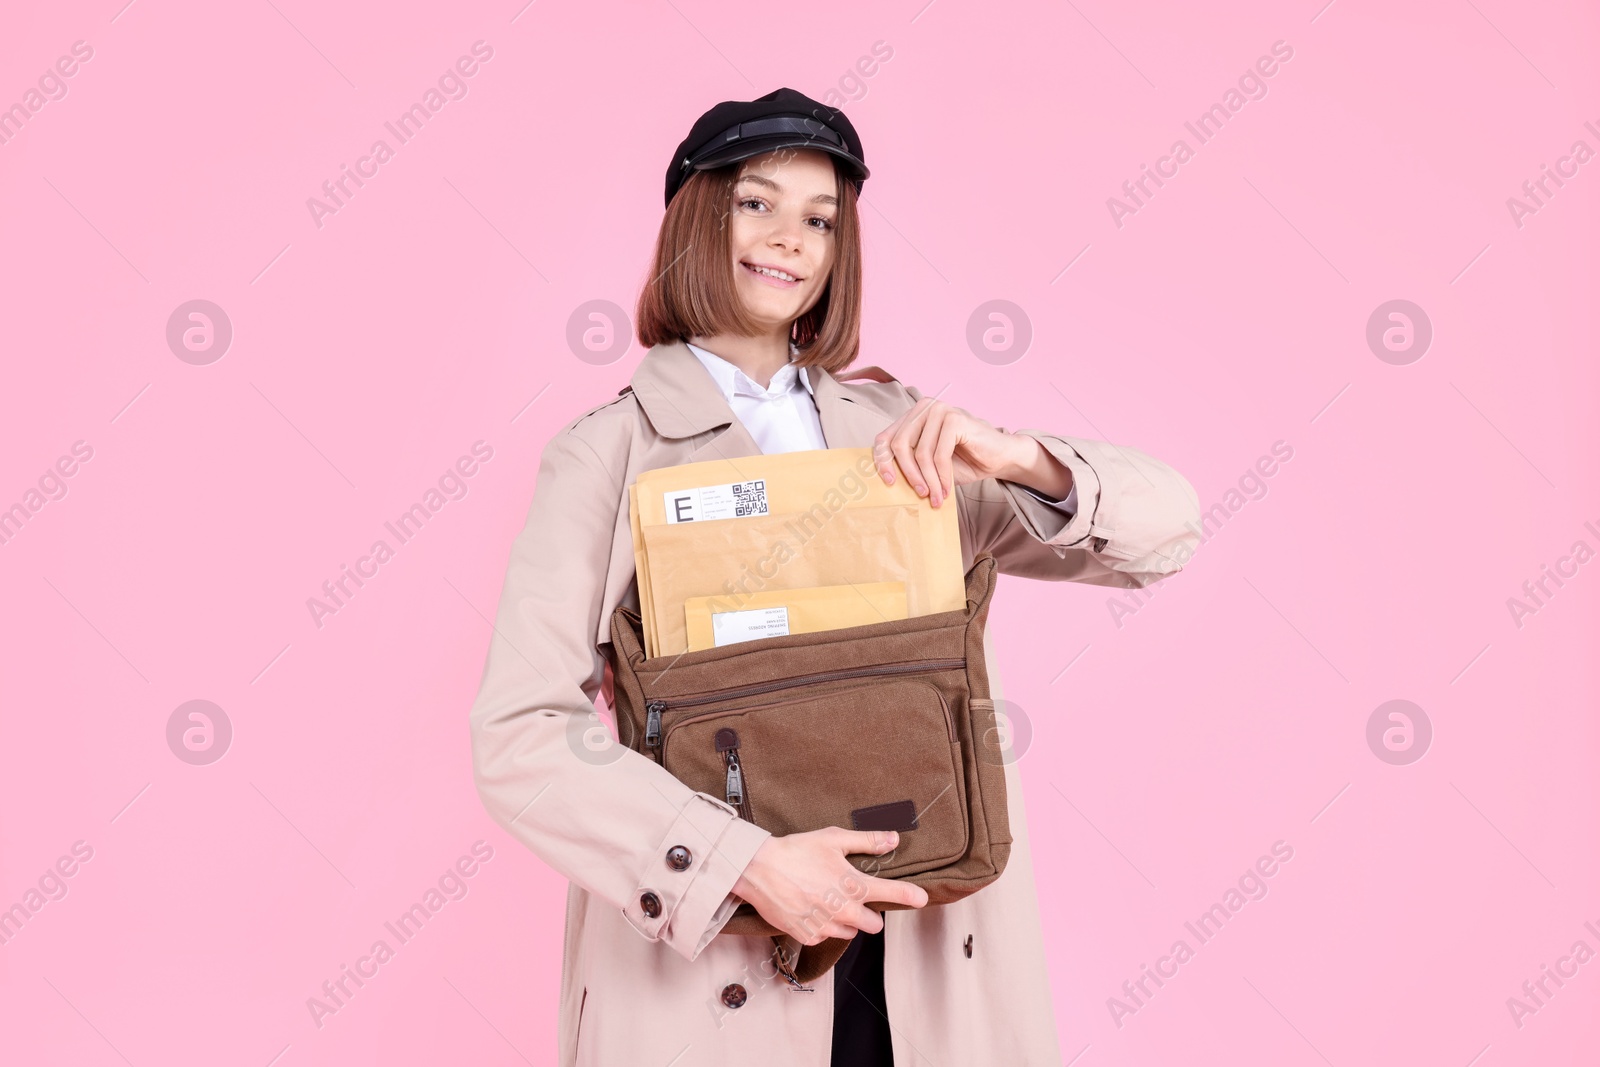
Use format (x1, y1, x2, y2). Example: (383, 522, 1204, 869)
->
(768, 213, 807, 251)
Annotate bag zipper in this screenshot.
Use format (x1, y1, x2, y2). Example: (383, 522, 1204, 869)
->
(643, 657, 964, 751)
(715, 727, 754, 822)
(665, 681, 956, 755)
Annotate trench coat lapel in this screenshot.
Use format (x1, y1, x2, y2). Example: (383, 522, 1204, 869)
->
(626, 340, 899, 462)
(807, 361, 901, 451)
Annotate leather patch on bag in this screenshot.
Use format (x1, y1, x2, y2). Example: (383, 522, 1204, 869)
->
(851, 799, 919, 832)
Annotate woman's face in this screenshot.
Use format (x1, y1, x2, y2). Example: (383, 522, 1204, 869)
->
(724, 148, 840, 333)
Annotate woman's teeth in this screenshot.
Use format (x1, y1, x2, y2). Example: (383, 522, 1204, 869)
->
(746, 264, 797, 282)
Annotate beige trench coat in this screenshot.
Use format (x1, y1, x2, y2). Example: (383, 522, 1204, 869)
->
(468, 340, 1202, 1066)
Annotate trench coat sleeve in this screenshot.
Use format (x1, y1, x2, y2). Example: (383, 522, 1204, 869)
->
(1016, 481, 1079, 518)
(908, 382, 1201, 587)
(980, 426, 1201, 586)
(468, 425, 772, 962)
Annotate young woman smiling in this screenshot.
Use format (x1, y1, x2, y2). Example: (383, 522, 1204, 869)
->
(468, 88, 1202, 1067)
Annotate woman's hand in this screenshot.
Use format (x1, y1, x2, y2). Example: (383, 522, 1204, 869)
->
(731, 827, 929, 945)
(872, 397, 1071, 507)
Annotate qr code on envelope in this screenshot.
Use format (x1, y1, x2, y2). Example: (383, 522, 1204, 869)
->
(664, 479, 769, 523)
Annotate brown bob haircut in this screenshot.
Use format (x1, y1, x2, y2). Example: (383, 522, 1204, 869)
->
(635, 154, 863, 373)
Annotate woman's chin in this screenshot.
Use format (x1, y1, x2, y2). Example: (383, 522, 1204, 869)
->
(737, 292, 807, 327)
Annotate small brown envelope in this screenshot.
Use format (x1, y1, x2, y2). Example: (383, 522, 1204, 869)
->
(682, 581, 909, 652)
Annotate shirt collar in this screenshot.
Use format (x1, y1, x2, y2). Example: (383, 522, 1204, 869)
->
(685, 342, 816, 401)
(626, 339, 900, 445)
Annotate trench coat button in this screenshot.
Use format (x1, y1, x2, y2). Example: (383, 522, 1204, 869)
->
(720, 983, 748, 1009)
(639, 890, 662, 918)
(964, 934, 973, 958)
(666, 845, 692, 871)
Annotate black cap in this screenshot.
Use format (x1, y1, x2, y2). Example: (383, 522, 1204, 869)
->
(665, 87, 869, 208)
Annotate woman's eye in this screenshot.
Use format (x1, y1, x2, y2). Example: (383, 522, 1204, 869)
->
(734, 197, 831, 232)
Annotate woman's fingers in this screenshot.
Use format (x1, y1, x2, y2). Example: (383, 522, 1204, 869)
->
(745, 827, 931, 945)
(857, 873, 929, 911)
(883, 400, 933, 496)
(915, 409, 947, 508)
(890, 402, 944, 500)
(875, 398, 966, 508)
(797, 906, 884, 944)
(830, 828, 929, 910)
(795, 902, 888, 944)
(834, 827, 901, 854)
(834, 904, 886, 939)
(784, 904, 877, 945)
(852, 905, 887, 935)
(929, 410, 961, 507)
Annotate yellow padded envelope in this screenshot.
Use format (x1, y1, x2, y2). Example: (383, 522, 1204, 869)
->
(683, 581, 908, 651)
(629, 447, 964, 657)
(641, 504, 924, 657)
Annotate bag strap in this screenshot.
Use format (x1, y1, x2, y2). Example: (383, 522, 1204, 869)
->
(767, 932, 854, 990)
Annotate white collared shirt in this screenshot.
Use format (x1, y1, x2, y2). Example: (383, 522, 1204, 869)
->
(684, 342, 1077, 516)
(686, 342, 826, 454)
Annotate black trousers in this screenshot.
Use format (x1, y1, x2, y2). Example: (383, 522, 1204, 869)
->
(830, 926, 894, 1066)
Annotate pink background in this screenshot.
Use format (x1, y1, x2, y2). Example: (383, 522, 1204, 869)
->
(2, 0, 1596, 1063)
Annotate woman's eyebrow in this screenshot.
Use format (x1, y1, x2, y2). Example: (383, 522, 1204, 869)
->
(737, 173, 838, 207)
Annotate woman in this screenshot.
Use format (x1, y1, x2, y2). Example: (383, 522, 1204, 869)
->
(468, 88, 1202, 1067)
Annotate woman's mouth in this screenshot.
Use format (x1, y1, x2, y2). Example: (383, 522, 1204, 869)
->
(741, 261, 801, 289)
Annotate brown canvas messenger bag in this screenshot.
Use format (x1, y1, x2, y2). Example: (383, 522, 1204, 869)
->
(605, 552, 1012, 988)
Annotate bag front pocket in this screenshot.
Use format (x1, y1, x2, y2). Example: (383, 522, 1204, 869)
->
(659, 678, 970, 878)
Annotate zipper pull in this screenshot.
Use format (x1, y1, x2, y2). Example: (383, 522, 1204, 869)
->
(716, 728, 744, 809)
(725, 752, 744, 808)
(645, 701, 664, 748)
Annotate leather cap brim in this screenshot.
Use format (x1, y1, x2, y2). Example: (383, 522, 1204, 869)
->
(687, 136, 870, 183)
